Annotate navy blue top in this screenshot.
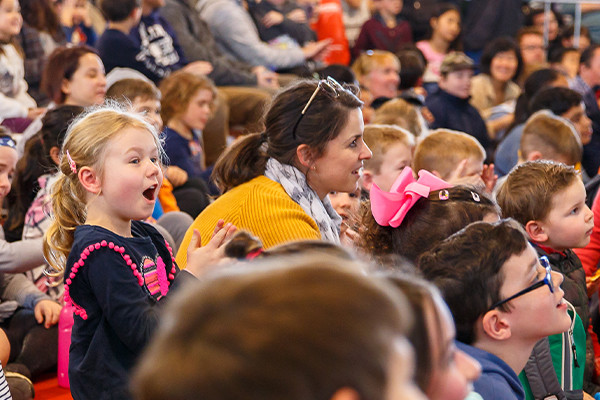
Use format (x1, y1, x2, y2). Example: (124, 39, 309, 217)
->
(457, 341, 525, 400)
(96, 28, 165, 83)
(128, 10, 187, 82)
(425, 88, 491, 156)
(163, 126, 204, 178)
(66, 221, 193, 400)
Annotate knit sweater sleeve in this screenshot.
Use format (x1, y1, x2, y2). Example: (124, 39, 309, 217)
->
(176, 176, 320, 268)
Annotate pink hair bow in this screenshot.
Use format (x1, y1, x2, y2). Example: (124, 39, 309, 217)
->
(370, 167, 451, 228)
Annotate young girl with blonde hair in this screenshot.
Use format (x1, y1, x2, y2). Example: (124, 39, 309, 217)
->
(43, 105, 235, 400)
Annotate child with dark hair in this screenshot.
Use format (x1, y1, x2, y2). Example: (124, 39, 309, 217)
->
(497, 160, 598, 398)
(352, 0, 412, 59)
(416, 2, 461, 87)
(549, 46, 581, 79)
(418, 219, 573, 400)
(359, 166, 499, 265)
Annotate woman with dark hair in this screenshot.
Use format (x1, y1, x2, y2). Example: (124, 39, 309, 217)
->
(470, 37, 522, 139)
(41, 45, 106, 107)
(176, 78, 372, 267)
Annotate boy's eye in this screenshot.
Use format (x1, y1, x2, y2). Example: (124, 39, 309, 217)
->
(570, 207, 579, 215)
(150, 157, 159, 164)
(329, 191, 337, 195)
(130, 158, 140, 164)
(348, 192, 358, 198)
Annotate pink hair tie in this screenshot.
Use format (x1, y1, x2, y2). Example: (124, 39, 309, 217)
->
(370, 167, 452, 228)
(66, 150, 77, 174)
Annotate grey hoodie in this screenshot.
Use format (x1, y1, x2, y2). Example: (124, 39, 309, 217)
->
(196, 0, 305, 70)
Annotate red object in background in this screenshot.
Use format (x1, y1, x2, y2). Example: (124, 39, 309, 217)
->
(311, 0, 350, 65)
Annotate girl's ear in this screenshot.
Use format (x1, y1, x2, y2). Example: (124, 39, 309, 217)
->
(430, 16, 438, 30)
(296, 144, 315, 170)
(525, 220, 548, 243)
(481, 310, 512, 341)
(78, 166, 101, 195)
(61, 78, 72, 97)
(49, 146, 60, 166)
(330, 388, 360, 400)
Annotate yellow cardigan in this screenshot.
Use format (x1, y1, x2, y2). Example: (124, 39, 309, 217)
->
(176, 175, 321, 268)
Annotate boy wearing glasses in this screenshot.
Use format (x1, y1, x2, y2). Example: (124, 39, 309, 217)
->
(497, 160, 597, 398)
(418, 219, 572, 400)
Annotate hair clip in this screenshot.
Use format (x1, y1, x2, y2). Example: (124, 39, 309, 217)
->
(66, 150, 77, 174)
(471, 191, 480, 202)
(370, 167, 452, 228)
(439, 190, 449, 201)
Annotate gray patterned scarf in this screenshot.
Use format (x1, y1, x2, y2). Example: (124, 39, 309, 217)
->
(265, 158, 341, 243)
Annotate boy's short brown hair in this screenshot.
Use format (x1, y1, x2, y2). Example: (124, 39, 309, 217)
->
(520, 110, 582, 165)
(412, 129, 485, 179)
(496, 160, 579, 225)
(363, 124, 415, 174)
(159, 70, 218, 124)
(106, 78, 161, 104)
(371, 98, 422, 137)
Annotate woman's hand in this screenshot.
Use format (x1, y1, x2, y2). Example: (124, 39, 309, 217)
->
(186, 220, 237, 278)
(34, 300, 62, 329)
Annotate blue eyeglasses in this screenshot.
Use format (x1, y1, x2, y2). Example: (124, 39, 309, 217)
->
(488, 256, 554, 311)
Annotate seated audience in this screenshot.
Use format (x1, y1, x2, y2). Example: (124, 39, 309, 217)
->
(352, 0, 412, 59)
(412, 129, 495, 192)
(416, 3, 461, 87)
(495, 68, 569, 176)
(418, 219, 573, 400)
(361, 124, 415, 193)
(425, 52, 491, 156)
(247, 0, 316, 46)
(196, 0, 330, 74)
(497, 161, 599, 396)
(360, 166, 499, 265)
(132, 254, 424, 400)
(386, 274, 482, 400)
(176, 78, 371, 266)
(470, 37, 522, 139)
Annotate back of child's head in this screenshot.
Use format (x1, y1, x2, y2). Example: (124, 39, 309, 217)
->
(43, 105, 161, 272)
(106, 78, 160, 104)
(496, 160, 579, 227)
(549, 46, 578, 65)
(351, 50, 401, 80)
(316, 64, 357, 85)
(396, 47, 426, 90)
(360, 185, 499, 264)
(132, 253, 413, 400)
(362, 124, 415, 174)
(417, 219, 529, 344)
(519, 110, 581, 165)
(6, 105, 85, 237)
(530, 86, 583, 116)
(412, 129, 485, 180)
(371, 98, 423, 137)
(224, 231, 356, 261)
(159, 70, 217, 124)
(98, 0, 140, 22)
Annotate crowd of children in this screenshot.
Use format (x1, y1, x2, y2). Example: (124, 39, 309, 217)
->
(1, 0, 600, 400)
